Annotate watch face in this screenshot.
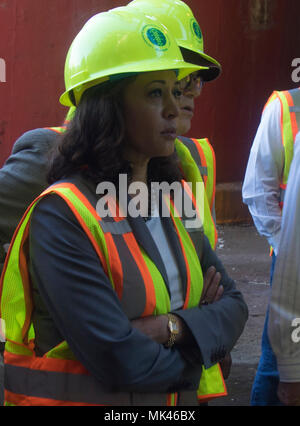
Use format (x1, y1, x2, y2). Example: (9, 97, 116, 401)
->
(169, 319, 179, 334)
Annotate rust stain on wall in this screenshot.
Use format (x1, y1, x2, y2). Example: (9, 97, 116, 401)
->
(250, 0, 275, 30)
(0, 121, 7, 147)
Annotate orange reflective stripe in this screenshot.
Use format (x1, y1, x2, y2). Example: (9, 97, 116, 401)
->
(5, 390, 100, 406)
(43, 184, 155, 315)
(4, 351, 134, 405)
(107, 194, 126, 220)
(191, 138, 208, 187)
(105, 195, 156, 316)
(166, 392, 178, 406)
(47, 184, 126, 295)
(98, 197, 124, 300)
(123, 233, 156, 317)
(45, 183, 99, 220)
(43, 186, 107, 275)
(5, 350, 88, 375)
(44, 127, 65, 134)
(45, 126, 67, 134)
(263, 92, 278, 113)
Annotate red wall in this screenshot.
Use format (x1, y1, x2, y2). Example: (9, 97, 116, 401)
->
(1, 0, 300, 182)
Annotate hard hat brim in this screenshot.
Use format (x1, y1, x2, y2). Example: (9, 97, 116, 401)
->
(179, 44, 222, 82)
(60, 61, 208, 107)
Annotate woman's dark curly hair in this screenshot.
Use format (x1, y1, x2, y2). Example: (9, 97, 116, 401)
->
(47, 77, 183, 190)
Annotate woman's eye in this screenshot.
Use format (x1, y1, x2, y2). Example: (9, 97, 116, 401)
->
(173, 89, 183, 99)
(149, 88, 162, 97)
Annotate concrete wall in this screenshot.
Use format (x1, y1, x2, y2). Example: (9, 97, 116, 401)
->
(0, 0, 300, 184)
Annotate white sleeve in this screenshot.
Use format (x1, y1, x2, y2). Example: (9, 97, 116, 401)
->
(242, 98, 284, 255)
(268, 133, 300, 382)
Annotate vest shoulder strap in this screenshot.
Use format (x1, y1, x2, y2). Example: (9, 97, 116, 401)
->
(275, 90, 299, 186)
(44, 126, 66, 134)
(177, 136, 208, 181)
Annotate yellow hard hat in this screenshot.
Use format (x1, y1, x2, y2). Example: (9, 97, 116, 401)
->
(60, 8, 207, 107)
(127, 0, 221, 82)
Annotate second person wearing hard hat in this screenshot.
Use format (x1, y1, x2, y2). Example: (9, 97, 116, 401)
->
(1, 8, 247, 406)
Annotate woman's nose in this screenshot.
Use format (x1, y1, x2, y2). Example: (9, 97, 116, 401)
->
(184, 85, 202, 99)
(164, 94, 180, 119)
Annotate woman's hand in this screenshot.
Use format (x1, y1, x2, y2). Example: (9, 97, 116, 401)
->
(131, 266, 224, 346)
(200, 266, 223, 305)
(131, 315, 169, 345)
(131, 314, 188, 346)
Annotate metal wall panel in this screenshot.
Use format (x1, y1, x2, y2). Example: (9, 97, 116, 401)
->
(0, 0, 299, 182)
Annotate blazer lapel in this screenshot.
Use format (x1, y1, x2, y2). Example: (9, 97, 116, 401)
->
(126, 213, 171, 294)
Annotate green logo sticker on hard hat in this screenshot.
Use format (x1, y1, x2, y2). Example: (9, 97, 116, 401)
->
(190, 19, 202, 44)
(142, 25, 170, 51)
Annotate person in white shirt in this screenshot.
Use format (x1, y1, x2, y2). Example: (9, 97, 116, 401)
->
(243, 88, 300, 405)
(242, 98, 283, 254)
(268, 132, 300, 406)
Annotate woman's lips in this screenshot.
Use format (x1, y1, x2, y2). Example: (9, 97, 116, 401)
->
(161, 127, 177, 139)
(181, 106, 194, 117)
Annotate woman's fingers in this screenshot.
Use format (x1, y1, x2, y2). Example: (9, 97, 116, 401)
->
(202, 266, 216, 297)
(204, 271, 221, 302)
(201, 267, 222, 304)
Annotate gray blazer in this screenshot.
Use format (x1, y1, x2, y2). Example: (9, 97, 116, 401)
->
(0, 128, 58, 268)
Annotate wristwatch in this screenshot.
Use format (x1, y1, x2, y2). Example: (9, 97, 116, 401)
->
(165, 313, 179, 348)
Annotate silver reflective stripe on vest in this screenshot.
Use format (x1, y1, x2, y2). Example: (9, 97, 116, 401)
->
(289, 88, 300, 133)
(198, 166, 208, 177)
(99, 220, 132, 235)
(5, 364, 181, 406)
(279, 187, 285, 204)
(289, 106, 300, 112)
(5, 364, 131, 405)
(177, 137, 208, 178)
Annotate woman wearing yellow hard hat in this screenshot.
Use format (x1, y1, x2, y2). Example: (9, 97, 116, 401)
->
(126, 0, 232, 397)
(0, 7, 247, 406)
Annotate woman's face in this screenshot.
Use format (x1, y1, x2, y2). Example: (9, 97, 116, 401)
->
(122, 70, 180, 165)
(177, 71, 204, 135)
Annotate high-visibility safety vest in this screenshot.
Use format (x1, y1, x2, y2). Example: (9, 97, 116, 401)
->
(0, 176, 227, 406)
(263, 87, 300, 207)
(177, 136, 217, 249)
(43, 128, 218, 250)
